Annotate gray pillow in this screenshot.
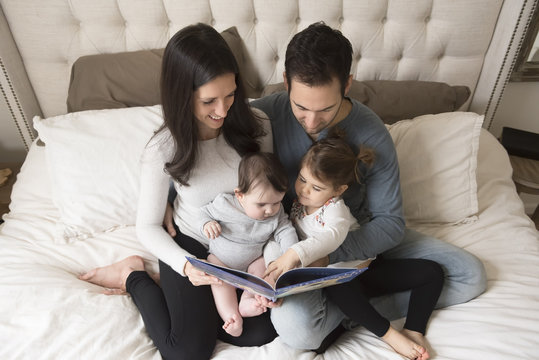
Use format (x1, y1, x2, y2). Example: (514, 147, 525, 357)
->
(262, 80, 470, 124)
(67, 27, 246, 112)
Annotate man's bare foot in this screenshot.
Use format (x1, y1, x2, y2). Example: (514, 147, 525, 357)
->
(223, 314, 243, 337)
(382, 326, 429, 360)
(79, 256, 145, 294)
(238, 296, 267, 317)
(402, 329, 432, 360)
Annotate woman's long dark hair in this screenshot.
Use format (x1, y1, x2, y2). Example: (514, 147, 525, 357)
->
(160, 23, 265, 186)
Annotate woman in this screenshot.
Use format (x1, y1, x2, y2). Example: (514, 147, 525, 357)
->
(80, 23, 276, 359)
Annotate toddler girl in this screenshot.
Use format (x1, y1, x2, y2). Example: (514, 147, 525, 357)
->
(265, 133, 443, 360)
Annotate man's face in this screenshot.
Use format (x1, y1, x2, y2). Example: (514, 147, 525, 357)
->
(287, 76, 343, 139)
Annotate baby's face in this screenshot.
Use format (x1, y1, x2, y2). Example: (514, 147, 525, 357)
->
(236, 185, 284, 221)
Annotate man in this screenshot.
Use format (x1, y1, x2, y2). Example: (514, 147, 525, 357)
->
(250, 22, 486, 351)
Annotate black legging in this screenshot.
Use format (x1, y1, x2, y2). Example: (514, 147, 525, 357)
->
(125, 228, 277, 360)
(325, 257, 444, 337)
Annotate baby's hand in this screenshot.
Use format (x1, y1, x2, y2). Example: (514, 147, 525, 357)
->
(203, 221, 221, 239)
(255, 294, 282, 309)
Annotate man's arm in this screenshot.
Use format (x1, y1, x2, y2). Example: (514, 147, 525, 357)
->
(329, 124, 405, 262)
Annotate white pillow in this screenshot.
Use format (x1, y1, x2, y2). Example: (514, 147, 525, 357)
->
(386, 112, 484, 225)
(33, 105, 163, 241)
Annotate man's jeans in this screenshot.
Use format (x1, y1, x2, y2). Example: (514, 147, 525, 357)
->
(270, 228, 487, 349)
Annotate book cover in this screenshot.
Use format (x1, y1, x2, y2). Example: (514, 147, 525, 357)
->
(186, 256, 367, 302)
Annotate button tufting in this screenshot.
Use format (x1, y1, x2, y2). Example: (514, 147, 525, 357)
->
(296, 17, 301, 24)
(339, 17, 344, 23)
(274, 55, 279, 62)
(397, 54, 403, 60)
(425, 16, 431, 22)
(211, 19, 216, 26)
(168, 21, 173, 27)
(381, 16, 387, 24)
(253, 18, 258, 24)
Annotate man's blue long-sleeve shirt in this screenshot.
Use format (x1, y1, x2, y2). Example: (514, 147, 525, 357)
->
(251, 92, 405, 262)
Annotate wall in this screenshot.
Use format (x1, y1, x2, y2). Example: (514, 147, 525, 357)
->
(490, 81, 539, 215)
(490, 82, 539, 138)
(0, 96, 28, 162)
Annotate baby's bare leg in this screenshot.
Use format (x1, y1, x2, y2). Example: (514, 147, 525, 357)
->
(382, 326, 429, 360)
(239, 256, 268, 317)
(207, 254, 243, 337)
(79, 255, 145, 294)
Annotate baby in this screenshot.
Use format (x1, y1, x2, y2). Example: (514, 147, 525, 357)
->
(198, 152, 298, 337)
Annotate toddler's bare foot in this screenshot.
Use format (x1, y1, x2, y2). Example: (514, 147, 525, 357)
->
(79, 255, 145, 294)
(223, 314, 243, 337)
(382, 326, 429, 360)
(238, 296, 267, 317)
(402, 329, 432, 360)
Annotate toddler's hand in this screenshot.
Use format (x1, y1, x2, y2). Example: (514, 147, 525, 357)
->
(203, 221, 221, 239)
(263, 248, 300, 283)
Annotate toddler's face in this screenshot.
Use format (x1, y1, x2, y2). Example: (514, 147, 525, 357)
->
(236, 184, 284, 220)
(295, 165, 346, 212)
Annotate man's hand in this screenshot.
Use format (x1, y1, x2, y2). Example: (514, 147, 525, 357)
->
(163, 202, 176, 237)
(263, 248, 301, 284)
(356, 258, 373, 269)
(203, 221, 222, 239)
(307, 256, 330, 267)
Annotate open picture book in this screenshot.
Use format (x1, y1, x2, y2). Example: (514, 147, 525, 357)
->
(186, 257, 367, 302)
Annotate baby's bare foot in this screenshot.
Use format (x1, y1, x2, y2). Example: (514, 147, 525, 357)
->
(79, 255, 145, 294)
(382, 326, 428, 359)
(223, 314, 243, 337)
(402, 329, 432, 360)
(239, 296, 267, 317)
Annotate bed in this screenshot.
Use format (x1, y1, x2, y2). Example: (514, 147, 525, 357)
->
(1, 1, 538, 359)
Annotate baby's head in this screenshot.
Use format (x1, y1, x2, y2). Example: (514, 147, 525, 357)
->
(235, 152, 288, 220)
(296, 133, 374, 210)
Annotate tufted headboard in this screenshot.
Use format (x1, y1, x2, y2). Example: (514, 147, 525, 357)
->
(0, 0, 536, 150)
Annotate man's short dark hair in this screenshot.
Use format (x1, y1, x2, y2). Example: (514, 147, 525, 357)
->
(285, 22, 353, 95)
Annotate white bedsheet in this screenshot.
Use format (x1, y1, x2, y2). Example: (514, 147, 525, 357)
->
(1, 129, 538, 360)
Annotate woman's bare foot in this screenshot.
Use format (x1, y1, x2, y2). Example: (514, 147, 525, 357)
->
(238, 296, 267, 317)
(402, 329, 432, 360)
(79, 255, 145, 294)
(222, 314, 243, 337)
(382, 326, 429, 360)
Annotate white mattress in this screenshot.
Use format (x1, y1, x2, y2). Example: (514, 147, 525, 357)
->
(1, 129, 538, 360)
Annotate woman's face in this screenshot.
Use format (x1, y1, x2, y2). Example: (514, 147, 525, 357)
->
(193, 72, 236, 140)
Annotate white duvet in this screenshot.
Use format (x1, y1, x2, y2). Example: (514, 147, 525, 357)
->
(1, 129, 538, 360)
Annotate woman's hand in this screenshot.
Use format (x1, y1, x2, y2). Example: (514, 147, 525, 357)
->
(163, 202, 176, 237)
(263, 249, 301, 284)
(184, 261, 222, 286)
(203, 221, 222, 239)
